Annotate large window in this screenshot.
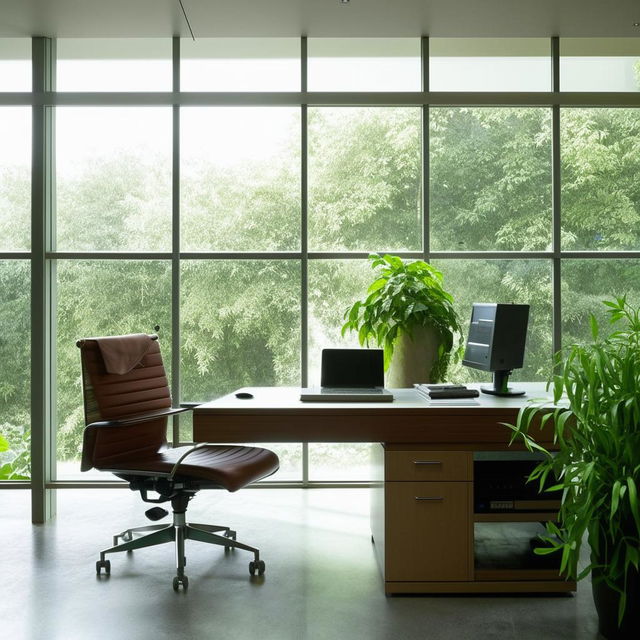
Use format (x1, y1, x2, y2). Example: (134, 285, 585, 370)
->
(56, 39, 172, 91)
(430, 107, 552, 251)
(4, 36, 640, 492)
(308, 107, 422, 252)
(56, 260, 171, 478)
(429, 38, 551, 92)
(0, 42, 31, 480)
(308, 38, 421, 91)
(181, 107, 300, 251)
(0, 39, 31, 91)
(560, 39, 640, 92)
(561, 108, 640, 251)
(56, 107, 172, 251)
(0, 261, 30, 480)
(181, 38, 300, 91)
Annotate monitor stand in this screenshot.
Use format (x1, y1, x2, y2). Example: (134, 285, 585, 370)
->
(480, 370, 526, 397)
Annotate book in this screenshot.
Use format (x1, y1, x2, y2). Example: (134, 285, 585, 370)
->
(414, 384, 480, 400)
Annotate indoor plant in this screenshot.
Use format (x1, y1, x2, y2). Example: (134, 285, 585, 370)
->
(507, 297, 640, 639)
(341, 253, 463, 385)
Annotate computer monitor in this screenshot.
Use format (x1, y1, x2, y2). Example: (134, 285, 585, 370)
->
(462, 303, 530, 396)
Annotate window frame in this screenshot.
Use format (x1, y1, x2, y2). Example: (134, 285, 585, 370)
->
(2, 36, 640, 522)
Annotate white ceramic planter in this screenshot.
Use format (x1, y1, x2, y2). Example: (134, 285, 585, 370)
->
(386, 325, 441, 388)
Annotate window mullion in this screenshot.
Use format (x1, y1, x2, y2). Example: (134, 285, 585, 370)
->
(301, 36, 309, 486)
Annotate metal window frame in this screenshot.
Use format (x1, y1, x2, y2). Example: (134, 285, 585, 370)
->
(2, 36, 639, 517)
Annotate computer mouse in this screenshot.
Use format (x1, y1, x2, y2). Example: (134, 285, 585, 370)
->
(235, 392, 254, 399)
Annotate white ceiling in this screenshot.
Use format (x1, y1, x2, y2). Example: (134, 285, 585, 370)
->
(0, 0, 639, 38)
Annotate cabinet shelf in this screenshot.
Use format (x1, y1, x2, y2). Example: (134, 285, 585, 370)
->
(474, 521, 561, 574)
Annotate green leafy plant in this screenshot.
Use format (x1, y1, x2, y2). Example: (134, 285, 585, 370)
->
(0, 430, 30, 480)
(506, 297, 640, 625)
(341, 253, 463, 381)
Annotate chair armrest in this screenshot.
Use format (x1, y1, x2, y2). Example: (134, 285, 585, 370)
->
(86, 406, 190, 430)
(168, 443, 211, 480)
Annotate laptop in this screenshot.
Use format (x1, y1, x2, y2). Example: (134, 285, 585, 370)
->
(300, 348, 394, 402)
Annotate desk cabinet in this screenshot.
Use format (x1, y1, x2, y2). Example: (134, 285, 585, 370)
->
(372, 447, 473, 589)
(371, 444, 574, 595)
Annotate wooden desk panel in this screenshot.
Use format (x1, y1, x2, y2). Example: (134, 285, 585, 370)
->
(193, 384, 555, 447)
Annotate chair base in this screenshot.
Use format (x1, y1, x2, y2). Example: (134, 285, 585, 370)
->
(96, 510, 265, 589)
(112, 521, 234, 546)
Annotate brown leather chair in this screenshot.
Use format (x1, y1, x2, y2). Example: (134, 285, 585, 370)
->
(77, 333, 279, 591)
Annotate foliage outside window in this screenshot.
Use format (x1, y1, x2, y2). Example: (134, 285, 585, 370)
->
(2, 38, 640, 482)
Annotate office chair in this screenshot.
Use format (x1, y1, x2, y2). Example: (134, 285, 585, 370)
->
(77, 333, 279, 591)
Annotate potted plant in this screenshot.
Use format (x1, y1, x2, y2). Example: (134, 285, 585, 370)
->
(341, 253, 463, 385)
(507, 297, 640, 639)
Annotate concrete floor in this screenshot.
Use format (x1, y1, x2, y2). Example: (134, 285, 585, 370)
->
(0, 488, 601, 640)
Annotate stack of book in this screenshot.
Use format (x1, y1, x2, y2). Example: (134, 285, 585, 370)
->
(414, 384, 480, 400)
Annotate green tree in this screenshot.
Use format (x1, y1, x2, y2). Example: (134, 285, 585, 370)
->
(4, 103, 640, 470)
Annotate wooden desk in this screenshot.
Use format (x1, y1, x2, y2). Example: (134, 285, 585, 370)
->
(194, 384, 575, 595)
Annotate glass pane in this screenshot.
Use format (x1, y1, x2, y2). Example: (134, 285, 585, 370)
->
(308, 259, 375, 386)
(430, 39, 550, 92)
(0, 39, 31, 91)
(561, 108, 640, 250)
(308, 443, 373, 481)
(56, 39, 172, 91)
(56, 260, 171, 479)
(181, 260, 300, 404)
(181, 38, 300, 91)
(181, 107, 300, 251)
(56, 107, 172, 251)
(243, 443, 303, 482)
(0, 261, 30, 480)
(309, 107, 421, 251)
(308, 38, 421, 91)
(430, 108, 552, 252)
(176, 413, 302, 481)
(561, 38, 640, 92)
(0, 107, 30, 251)
(562, 260, 640, 347)
(432, 260, 552, 383)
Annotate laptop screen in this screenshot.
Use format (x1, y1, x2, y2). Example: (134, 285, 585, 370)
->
(320, 349, 384, 388)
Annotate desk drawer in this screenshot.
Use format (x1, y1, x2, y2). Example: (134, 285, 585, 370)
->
(385, 450, 472, 481)
(385, 481, 472, 581)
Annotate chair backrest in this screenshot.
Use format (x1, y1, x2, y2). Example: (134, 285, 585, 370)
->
(78, 335, 171, 471)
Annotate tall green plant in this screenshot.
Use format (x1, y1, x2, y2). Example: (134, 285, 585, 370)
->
(506, 297, 640, 623)
(0, 430, 30, 480)
(342, 254, 463, 381)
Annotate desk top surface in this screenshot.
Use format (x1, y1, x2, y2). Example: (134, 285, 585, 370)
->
(192, 383, 559, 445)
(194, 383, 552, 415)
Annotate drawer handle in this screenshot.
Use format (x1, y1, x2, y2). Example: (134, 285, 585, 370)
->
(413, 461, 442, 465)
(415, 496, 444, 501)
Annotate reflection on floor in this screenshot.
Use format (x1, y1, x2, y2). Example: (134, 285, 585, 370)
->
(0, 488, 600, 640)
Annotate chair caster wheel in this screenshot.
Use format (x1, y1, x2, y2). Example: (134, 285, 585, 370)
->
(224, 530, 236, 550)
(249, 560, 265, 576)
(173, 575, 189, 591)
(96, 559, 111, 575)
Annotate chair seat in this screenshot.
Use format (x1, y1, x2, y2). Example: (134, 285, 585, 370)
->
(100, 445, 279, 492)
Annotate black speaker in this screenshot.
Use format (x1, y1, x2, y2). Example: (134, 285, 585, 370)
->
(462, 303, 530, 396)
